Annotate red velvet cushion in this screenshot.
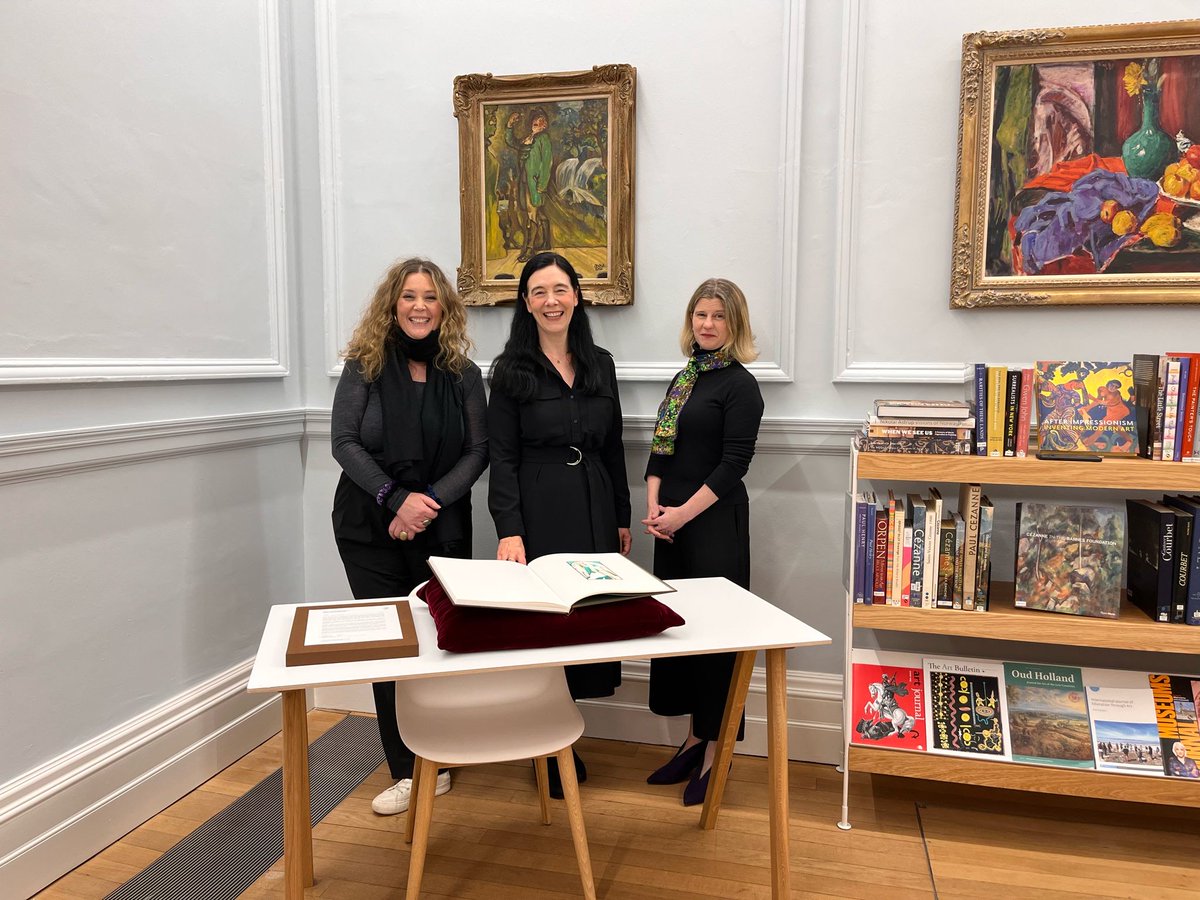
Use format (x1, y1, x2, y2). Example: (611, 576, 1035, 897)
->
(416, 576, 685, 653)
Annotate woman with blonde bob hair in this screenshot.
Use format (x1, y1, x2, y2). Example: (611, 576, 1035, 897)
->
(642, 276, 764, 806)
(331, 257, 488, 817)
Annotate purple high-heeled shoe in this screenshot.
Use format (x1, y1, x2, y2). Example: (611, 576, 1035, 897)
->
(646, 739, 707, 785)
(682, 759, 732, 807)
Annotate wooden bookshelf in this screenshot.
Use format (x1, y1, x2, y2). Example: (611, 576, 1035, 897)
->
(848, 746, 1200, 809)
(853, 582, 1200, 654)
(856, 451, 1200, 491)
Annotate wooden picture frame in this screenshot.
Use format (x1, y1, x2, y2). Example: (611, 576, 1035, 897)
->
(951, 19, 1200, 308)
(453, 64, 636, 306)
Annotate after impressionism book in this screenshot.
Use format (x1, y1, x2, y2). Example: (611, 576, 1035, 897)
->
(850, 650, 925, 751)
(427, 553, 674, 614)
(1034, 361, 1139, 456)
(1084, 668, 1164, 776)
(924, 658, 1010, 759)
(1013, 503, 1125, 619)
(1003, 662, 1093, 768)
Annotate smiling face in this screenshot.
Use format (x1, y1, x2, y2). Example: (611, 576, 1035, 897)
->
(394, 271, 442, 340)
(524, 264, 577, 338)
(691, 297, 728, 351)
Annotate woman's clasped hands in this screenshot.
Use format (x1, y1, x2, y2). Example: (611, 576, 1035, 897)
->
(389, 491, 441, 541)
(642, 503, 689, 543)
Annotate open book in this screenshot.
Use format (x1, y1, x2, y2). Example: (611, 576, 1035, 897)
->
(427, 552, 675, 614)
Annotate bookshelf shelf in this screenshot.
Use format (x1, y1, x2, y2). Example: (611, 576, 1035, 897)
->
(853, 582, 1200, 654)
(839, 448, 1199, 830)
(856, 452, 1200, 491)
(848, 746, 1200, 809)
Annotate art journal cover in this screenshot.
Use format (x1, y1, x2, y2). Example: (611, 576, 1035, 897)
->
(1084, 669, 1163, 776)
(1034, 361, 1138, 455)
(924, 658, 1010, 759)
(1013, 503, 1125, 618)
(850, 649, 925, 751)
(1003, 662, 1093, 767)
(1150, 673, 1200, 779)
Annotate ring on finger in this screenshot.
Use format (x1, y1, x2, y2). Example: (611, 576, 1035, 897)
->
(422, 518, 431, 526)
(399, 530, 408, 541)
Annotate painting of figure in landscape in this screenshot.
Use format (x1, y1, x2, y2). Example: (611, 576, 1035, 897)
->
(481, 97, 610, 282)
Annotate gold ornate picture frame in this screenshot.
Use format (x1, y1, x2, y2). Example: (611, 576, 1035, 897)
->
(453, 64, 636, 306)
(951, 20, 1200, 308)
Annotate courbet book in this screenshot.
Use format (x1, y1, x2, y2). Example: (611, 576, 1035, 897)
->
(427, 553, 674, 614)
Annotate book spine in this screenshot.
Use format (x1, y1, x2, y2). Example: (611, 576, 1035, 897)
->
(972, 363, 987, 455)
(987, 366, 1006, 456)
(1185, 356, 1200, 458)
(1163, 360, 1182, 462)
(1014, 367, 1034, 457)
(958, 484, 981, 611)
(853, 497, 869, 604)
(910, 508, 925, 609)
(884, 492, 897, 605)
(1187, 507, 1200, 625)
(952, 514, 966, 609)
(1154, 356, 1169, 460)
(1002, 369, 1021, 457)
(872, 510, 889, 603)
(864, 424, 975, 439)
(1159, 514, 1177, 622)
(1173, 511, 1191, 623)
(975, 500, 994, 612)
(891, 500, 907, 606)
(900, 528, 913, 607)
(1132, 353, 1160, 459)
(859, 436, 973, 455)
(862, 501, 876, 605)
(1173, 357, 1190, 461)
(936, 519, 956, 609)
(922, 502, 938, 608)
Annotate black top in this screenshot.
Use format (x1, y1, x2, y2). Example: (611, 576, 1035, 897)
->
(488, 350, 631, 540)
(645, 361, 764, 507)
(331, 360, 488, 514)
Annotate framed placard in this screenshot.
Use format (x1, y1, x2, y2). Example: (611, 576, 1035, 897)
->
(286, 600, 419, 667)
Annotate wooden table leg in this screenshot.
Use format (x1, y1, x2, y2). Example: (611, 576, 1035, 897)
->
(281, 689, 313, 898)
(700, 650, 755, 830)
(765, 647, 790, 898)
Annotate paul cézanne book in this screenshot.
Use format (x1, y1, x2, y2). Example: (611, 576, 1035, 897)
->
(427, 553, 675, 614)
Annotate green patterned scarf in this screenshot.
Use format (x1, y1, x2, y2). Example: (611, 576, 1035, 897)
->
(651, 349, 733, 455)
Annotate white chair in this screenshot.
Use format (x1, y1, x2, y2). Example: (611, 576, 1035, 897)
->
(395, 666, 595, 899)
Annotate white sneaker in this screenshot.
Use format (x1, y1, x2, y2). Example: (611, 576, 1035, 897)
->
(371, 771, 452, 815)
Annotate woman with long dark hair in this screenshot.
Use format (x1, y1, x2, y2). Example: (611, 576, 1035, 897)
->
(331, 258, 488, 816)
(488, 251, 631, 796)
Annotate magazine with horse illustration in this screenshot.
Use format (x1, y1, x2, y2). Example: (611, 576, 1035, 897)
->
(850, 649, 926, 751)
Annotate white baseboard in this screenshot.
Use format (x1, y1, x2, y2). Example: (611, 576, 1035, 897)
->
(0, 660, 286, 899)
(314, 662, 844, 766)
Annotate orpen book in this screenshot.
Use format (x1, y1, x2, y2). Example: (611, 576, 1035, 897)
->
(427, 552, 675, 614)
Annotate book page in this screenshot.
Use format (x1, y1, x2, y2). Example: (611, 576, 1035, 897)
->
(427, 557, 565, 611)
(305, 605, 403, 646)
(528, 552, 673, 605)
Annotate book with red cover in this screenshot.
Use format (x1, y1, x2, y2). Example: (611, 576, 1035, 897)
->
(851, 649, 926, 751)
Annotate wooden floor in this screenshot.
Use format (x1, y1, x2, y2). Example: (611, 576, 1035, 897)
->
(35, 710, 1200, 899)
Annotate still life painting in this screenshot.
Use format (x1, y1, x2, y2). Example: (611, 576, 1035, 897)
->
(951, 20, 1200, 307)
(454, 65, 636, 305)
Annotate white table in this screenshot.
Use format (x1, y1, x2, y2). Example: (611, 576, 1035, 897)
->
(247, 577, 830, 899)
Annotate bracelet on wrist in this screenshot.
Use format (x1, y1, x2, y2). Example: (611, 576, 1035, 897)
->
(375, 480, 396, 507)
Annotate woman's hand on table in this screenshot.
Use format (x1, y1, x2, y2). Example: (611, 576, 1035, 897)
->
(497, 535, 527, 564)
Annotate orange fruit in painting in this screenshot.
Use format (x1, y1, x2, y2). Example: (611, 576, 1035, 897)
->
(1164, 173, 1187, 197)
(1166, 162, 1182, 180)
(1099, 199, 1121, 223)
(1112, 210, 1138, 235)
(1190, 179, 1200, 201)
(1177, 162, 1198, 182)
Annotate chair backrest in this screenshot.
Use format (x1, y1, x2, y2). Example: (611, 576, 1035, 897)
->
(394, 666, 574, 713)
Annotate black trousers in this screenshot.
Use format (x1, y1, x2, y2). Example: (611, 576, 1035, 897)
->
(335, 535, 434, 780)
(648, 500, 750, 742)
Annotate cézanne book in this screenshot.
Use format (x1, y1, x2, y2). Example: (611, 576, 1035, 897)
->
(427, 553, 675, 614)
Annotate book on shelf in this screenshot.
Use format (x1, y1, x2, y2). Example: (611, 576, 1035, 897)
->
(951, 513, 966, 609)
(1163, 358, 1183, 462)
(1132, 353, 1162, 460)
(872, 500, 889, 603)
(1012, 503, 1125, 619)
(850, 650, 926, 751)
(864, 417, 975, 440)
(957, 484, 982, 611)
(1003, 662, 1094, 768)
(1149, 673, 1200, 779)
(855, 432, 973, 455)
(936, 517, 957, 609)
(844, 492, 871, 604)
(1084, 668, 1164, 777)
(426, 553, 673, 614)
(908, 494, 926, 609)
(1002, 369, 1021, 457)
(986, 366, 1007, 457)
(974, 495, 994, 611)
(1014, 367, 1034, 457)
(1126, 499, 1176, 623)
(1034, 361, 1139, 457)
(1003, 657, 1099, 772)
(873, 399, 971, 419)
(1162, 495, 1200, 625)
(924, 657, 1010, 759)
(884, 491, 898, 605)
(1160, 498, 1193, 623)
(966, 363, 988, 456)
(1154, 356, 1170, 460)
(925, 488, 943, 608)
(1167, 351, 1200, 459)
(1171, 357, 1191, 461)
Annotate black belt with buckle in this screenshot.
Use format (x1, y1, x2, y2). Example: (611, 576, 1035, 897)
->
(523, 445, 586, 466)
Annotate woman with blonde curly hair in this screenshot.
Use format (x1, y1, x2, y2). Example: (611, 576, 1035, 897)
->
(331, 257, 487, 816)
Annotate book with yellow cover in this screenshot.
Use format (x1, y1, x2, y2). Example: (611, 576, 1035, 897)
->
(1034, 361, 1139, 456)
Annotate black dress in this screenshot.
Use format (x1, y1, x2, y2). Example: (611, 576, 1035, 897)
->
(645, 361, 764, 741)
(488, 349, 631, 698)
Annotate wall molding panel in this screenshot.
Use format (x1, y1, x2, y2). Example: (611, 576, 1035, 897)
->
(0, 0, 289, 385)
(0, 410, 305, 486)
(316, 0, 805, 383)
(0, 660, 283, 899)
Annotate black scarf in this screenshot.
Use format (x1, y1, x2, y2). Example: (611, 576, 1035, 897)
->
(378, 329, 467, 545)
